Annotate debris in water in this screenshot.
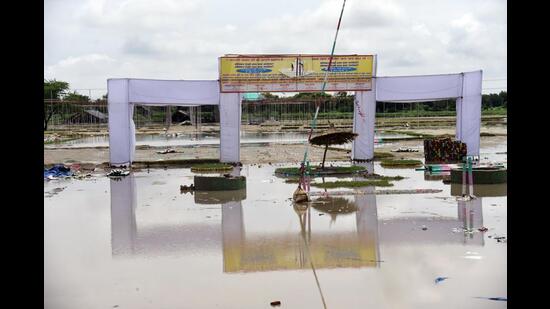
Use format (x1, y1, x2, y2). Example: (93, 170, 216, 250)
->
(474, 296, 507, 301)
(293, 186, 309, 203)
(44, 164, 73, 179)
(392, 147, 419, 153)
(421, 225, 428, 231)
(435, 277, 449, 284)
(157, 148, 176, 154)
(107, 169, 130, 177)
(478, 227, 488, 232)
(270, 301, 281, 307)
(180, 184, 195, 192)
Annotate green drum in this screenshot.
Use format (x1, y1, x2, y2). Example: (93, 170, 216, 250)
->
(450, 167, 507, 184)
(194, 175, 247, 191)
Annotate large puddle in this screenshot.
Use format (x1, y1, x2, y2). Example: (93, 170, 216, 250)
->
(45, 149, 507, 308)
(45, 131, 414, 148)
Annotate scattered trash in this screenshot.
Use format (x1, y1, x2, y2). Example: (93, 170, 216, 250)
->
(392, 147, 419, 153)
(180, 184, 195, 192)
(44, 165, 73, 179)
(494, 236, 507, 243)
(435, 277, 449, 284)
(319, 213, 325, 216)
(44, 187, 67, 198)
(107, 169, 130, 177)
(421, 225, 428, 231)
(157, 148, 176, 154)
(478, 227, 488, 232)
(474, 297, 507, 301)
(270, 301, 281, 307)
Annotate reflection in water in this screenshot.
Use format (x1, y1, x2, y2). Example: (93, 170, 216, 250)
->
(110, 175, 137, 256)
(110, 174, 486, 270)
(451, 183, 507, 197)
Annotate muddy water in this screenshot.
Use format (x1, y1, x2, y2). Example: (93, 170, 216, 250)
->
(45, 131, 414, 149)
(44, 161, 506, 308)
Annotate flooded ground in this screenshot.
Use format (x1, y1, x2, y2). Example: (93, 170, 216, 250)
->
(44, 143, 507, 308)
(45, 131, 413, 149)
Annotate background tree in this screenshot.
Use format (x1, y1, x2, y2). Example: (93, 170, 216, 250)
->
(44, 79, 69, 130)
(63, 91, 90, 103)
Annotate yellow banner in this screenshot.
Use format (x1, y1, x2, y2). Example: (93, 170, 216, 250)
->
(219, 54, 373, 93)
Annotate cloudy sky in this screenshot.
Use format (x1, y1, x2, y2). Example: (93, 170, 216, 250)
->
(44, 0, 506, 98)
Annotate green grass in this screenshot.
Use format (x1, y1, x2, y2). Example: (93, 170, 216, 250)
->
(190, 163, 233, 172)
(380, 159, 423, 168)
(275, 165, 366, 176)
(373, 151, 395, 160)
(364, 175, 404, 181)
(311, 180, 393, 188)
(284, 178, 302, 184)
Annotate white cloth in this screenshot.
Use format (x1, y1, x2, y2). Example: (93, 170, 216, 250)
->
(352, 88, 376, 160)
(127, 79, 220, 105)
(376, 73, 462, 102)
(219, 93, 242, 163)
(108, 79, 133, 165)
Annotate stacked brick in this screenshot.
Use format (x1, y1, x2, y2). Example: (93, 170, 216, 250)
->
(424, 137, 467, 164)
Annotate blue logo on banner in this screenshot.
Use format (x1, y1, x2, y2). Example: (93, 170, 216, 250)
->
(237, 68, 272, 73)
(321, 67, 356, 72)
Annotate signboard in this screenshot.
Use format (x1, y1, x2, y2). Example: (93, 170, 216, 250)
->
(219, 54, 373, 93)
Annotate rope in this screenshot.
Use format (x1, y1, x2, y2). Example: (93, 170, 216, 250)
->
(299, 0, 348, 189)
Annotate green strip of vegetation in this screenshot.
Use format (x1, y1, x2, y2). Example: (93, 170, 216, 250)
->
(373, 151, 395, 160)
(380, 159, 423, 168)
(284, 178, 302, 184)
(191, 163, 233, 172)
(364, 175, 404, 181)
(311, 180, 393, 188)
(275, 165, 366, 176)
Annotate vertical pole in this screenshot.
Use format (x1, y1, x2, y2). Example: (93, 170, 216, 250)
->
(468, 156, 474, 196)
(462, 159, 467, 196)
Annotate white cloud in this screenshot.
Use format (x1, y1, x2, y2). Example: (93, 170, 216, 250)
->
(44, 0, 507, 96)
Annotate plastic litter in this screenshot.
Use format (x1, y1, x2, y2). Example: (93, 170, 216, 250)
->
(270, 301, 281, 307)
(157, 148, 176, 154)
(392, 147, 419, 153)
(44, 165, 73, 179)
(107, 169, 130, 177)
(435, 277, 448, 284)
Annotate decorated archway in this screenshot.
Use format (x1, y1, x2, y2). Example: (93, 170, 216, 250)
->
(107, 55, 481, 166)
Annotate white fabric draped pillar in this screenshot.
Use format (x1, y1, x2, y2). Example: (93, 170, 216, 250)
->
(455, 70, 482, 156)
(108, 79, 133, 166)
(352, 85, 377, 161)
(219, 93, 242, 163)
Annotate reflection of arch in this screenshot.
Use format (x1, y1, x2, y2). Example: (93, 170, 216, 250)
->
(109, 174, 486, 266)
(221, 192, 381, 273)
(451, 183, 507, 197)
(110, 175, 137, 256)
